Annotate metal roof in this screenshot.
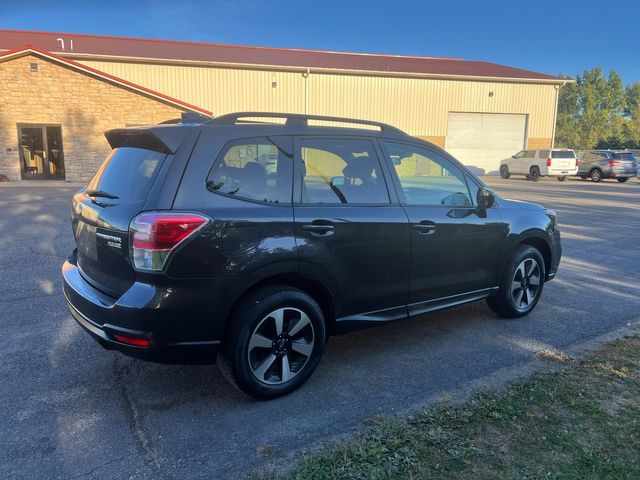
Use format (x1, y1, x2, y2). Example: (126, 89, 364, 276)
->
(0, 29, 565, 83)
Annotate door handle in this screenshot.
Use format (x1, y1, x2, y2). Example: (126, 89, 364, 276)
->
(302, 221, 335, 236)
(413, 221, 436, 235)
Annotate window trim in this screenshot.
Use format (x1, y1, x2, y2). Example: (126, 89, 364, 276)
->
(380, 139, 476, 208)
(204, 135, 294, 206)
(292, 135, 395, 206)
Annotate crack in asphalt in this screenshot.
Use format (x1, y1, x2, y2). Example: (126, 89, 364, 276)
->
(66, 455, 126, 479)
(112, 357, 167, 479)
(23, 242, 66, 260)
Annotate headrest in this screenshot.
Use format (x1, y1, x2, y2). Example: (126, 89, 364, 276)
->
(342, 156, 375, 180)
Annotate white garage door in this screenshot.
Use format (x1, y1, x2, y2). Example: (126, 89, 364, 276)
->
(446, 113, 527, 174)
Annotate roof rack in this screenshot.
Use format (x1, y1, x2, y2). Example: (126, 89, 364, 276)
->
(208, 112, 405, 134)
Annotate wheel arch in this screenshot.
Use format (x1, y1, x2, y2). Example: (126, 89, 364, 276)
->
(518, 235, 552, 279)
(223, 273, 336, 340)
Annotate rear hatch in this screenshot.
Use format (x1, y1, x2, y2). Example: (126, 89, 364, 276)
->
(550, 150, 576, 170)
(72, 133, 173, 298)
(611, 153, 638, 175)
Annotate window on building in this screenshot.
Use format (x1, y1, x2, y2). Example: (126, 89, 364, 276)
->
(298, 138, 389, 204)
(383, 141, 473, 206)
(206, 136, 293, 204)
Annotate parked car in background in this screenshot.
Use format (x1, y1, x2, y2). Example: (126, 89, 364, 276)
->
(500, 149, 578, 181)
(62, 112, 562, 399)
(576, 150, 639, 182)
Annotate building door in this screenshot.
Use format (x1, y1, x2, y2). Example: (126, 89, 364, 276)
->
(446, 113, 527, 174)
(18, 125, 65, 180)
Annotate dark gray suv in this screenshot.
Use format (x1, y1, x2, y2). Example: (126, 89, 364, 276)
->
(62, 112, 562, 399)
(577, 150, 639, 182)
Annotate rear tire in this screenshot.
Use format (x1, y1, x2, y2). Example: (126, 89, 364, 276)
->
(528, 167, 540, 181)
(500, 165, 510, 179)
(557, 176, 567, 182)
(218, 285, 326, 400)
(617, 177, 629, 183)
(486, 245, 545, 318)
(590, 168, 603, 182)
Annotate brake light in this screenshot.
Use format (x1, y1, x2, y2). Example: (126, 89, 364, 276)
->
(608, 161, 618, 167)
(575, 158, 579, 167)
(130, 212, 208, 271)
(546, 158, 552, 167)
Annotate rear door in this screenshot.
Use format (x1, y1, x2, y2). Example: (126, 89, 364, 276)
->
(72, 129, 194, 298)
(293, 136, 410, 323)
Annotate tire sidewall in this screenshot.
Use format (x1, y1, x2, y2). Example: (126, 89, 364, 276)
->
(591, 169, 602, 182)
(498, 246, 546, 317)
(500, 165, 510, 179)
(529, 168, 540, 181)
(225, 288, 326, 399)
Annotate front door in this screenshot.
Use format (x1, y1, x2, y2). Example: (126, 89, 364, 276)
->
(380, 140, 505, 316)
(293, 136, 411, 324)
(18, 125, 65, 180)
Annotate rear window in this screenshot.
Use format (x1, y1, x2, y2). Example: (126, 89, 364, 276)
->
(86, 147, 166, 203)
(551, 150, 576, 159)
(612, 153, 637, 161)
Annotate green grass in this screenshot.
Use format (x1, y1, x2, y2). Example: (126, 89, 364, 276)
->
(271, 334, 640, 480)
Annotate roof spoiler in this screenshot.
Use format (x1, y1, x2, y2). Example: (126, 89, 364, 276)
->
(104, 126, 191, 154)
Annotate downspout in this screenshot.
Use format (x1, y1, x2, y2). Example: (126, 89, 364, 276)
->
(551, 81, 566, 148)
(302, 68, 310, 114)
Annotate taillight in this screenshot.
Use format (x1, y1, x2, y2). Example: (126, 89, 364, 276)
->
(608, 161, 618, 167)
(546, 158, 552, 167)
(575, 158, 579, 166)
(130, 212, 208, 271)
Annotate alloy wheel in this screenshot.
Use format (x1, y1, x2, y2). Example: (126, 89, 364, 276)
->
(248, 307, 315, 385)
(511, 258, 541, 311)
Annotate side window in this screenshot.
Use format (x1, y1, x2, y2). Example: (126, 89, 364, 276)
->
(206, 136, 293, 204)
(525, 150, 536, 158)
(298, 138, 390, 204)
(538, 150, 550, 159)
(513, 150, 526, 159)
(383, 141, 473, 207)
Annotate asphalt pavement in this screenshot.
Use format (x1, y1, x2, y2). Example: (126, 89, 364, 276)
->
(1, 176, 639, 479)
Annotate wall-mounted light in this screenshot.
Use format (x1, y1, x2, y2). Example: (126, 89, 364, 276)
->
(488, 91, 494, 97)
(30, 63, 38, 72)
(272, 81, 277, 88)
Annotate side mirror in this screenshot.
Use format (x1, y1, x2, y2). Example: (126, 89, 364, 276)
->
(476, 187, 495, 215)
(511, 154, 516, 158)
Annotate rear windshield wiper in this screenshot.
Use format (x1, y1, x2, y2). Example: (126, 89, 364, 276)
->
(84, 189, 119, 200)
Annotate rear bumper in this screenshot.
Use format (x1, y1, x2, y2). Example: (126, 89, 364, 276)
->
(546, 167, 578, 176)
(62, 253, 246, 364)
(610, 167, 638, 178)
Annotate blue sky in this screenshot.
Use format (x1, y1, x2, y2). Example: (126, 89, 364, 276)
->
(3, 0, 638, 83)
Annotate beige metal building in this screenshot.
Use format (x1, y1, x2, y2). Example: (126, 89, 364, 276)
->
(0, 29, 567, 181)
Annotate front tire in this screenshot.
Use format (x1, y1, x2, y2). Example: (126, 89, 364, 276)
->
(590, 168, 603, 182)
(500, 165, 511, 179)
(617, 177, 629, 183)
(218, 286, 326, 400)
(486, 245, 545, 318)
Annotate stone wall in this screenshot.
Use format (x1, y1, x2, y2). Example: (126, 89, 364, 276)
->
(0, 54, 185, 182)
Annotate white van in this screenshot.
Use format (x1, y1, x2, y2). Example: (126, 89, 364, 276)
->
(500, 149, 578, 181)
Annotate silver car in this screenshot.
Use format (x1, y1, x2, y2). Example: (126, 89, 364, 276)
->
(576, 150, 639, 182)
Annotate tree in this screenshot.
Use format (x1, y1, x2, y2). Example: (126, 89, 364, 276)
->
(555, 68, 630, 149)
